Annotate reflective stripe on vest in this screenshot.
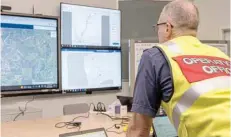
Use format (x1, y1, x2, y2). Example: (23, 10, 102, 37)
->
(163, 41, 182, 55)
(163, 42, 231, 131)
(172, 76, 230, 130)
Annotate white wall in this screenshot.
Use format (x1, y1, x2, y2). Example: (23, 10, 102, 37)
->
(1, 0, 130, 120)
(194, 0, 230, 40)
(1, 0, 118, 16)
(1, 83, 129, 119)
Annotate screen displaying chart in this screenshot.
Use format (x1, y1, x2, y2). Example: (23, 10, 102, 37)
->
(1, 14, 59, 91)
(61, 48, 121, 92)
(61, 3, 121, 48)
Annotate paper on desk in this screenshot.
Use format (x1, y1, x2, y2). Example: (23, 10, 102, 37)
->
(153, 117, 177, 137)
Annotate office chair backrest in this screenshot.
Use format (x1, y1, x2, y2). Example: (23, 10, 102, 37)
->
(63, 103, 90, 115)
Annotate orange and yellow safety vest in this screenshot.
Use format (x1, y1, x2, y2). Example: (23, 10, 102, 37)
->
(156, 36, 230, 137)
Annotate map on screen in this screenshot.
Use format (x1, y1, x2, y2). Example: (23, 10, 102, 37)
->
(61, 48, 121, 91)
(1, 15, 58, 91)
(61, 3, 121, 48)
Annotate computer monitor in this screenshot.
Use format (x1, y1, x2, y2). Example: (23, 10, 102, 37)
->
(61, 48, 122, 92)
(61, 3, 121, 49)
(59, 128, 108, 137)
(1, 13, 59, 94)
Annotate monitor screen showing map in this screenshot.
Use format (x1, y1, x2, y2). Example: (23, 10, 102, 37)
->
(61, 48, 122, 92)
(61, 3, 121, 48)
(1, 14, 59, 92)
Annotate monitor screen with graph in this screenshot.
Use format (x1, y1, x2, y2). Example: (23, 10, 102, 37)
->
(61, 3, 121, 49)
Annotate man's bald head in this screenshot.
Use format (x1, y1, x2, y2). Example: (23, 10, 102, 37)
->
(156, 0, 199, 43)
(159, 0, 199, 31)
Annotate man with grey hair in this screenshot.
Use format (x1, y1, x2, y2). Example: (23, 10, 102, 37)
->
(127, 0, 230, 137)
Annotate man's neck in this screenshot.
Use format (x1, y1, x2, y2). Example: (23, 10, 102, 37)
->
(171, 30, 197, 39)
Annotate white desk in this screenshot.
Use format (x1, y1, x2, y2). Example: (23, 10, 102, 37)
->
(1, 113, 128, 137)
(1, 107, 42, 122)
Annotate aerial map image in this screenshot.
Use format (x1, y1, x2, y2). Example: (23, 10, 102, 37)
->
(1, 19, 58, 88)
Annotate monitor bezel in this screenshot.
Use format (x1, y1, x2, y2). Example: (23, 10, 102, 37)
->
(60, 2, 121, 49)
(60, 48, 122, 93)
(0, 12, 61, 95)
(59, 128, 108, 137)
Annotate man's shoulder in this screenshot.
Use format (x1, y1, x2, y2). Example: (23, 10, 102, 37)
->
(143, 46, 166, 60)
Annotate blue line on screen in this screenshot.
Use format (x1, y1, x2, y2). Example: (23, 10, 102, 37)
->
(1, 23, 34, 29)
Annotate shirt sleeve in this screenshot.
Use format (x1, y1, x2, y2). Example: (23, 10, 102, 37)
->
(131, 48, 173, 118)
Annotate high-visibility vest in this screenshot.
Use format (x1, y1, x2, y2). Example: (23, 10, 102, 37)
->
(155, 36, 230, 137)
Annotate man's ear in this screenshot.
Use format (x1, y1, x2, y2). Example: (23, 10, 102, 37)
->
(165, 22, 172, 37)
(166, 23, 172, 32)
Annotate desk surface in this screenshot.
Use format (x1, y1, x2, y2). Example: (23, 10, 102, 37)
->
(1, 113, 128, 137)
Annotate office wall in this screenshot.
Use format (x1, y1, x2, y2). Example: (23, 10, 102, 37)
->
(194, 0, 230, 40)
(119, 1, 169, 80)
(1, 0, 118, 16)
(1, 0, 130, 120)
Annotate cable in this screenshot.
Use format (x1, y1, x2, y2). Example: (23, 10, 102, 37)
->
(99, 102, 106, 111)
(105, 116, 130, 134)
(106, 123, 126, 134)
(55, 112, 90, 129)
(89, 102, 106, 112)
(89, 102, 130, 134)
(89, 103, 96, 111)
(97, 112, 114, 120)
(55, 121, 81, 130)
(97, 112, 130, 121)
(97, 102, 103, 111)
(13, 96, 35, 121)
(72, 112, 90, 121)
(98, 110, 130, 134)
(55, 103, 95, 129)
(96, 102, 106, 112)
